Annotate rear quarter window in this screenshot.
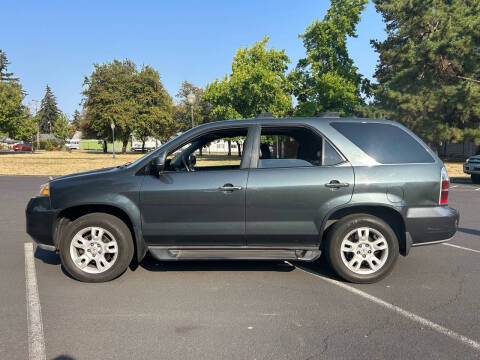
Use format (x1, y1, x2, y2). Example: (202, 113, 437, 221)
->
(331, 122, 434, 164)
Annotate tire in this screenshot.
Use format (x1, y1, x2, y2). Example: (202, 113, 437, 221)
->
(472, 174, 480, 184)
(325, 214, 399, 284)
(59, 213, 134, 282)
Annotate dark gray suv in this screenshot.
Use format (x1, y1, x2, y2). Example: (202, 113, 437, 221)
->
(26, 114, 459, 283)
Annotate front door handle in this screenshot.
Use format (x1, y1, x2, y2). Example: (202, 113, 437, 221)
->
(325, 180, 350, 189)
(218, 184, 243, 192)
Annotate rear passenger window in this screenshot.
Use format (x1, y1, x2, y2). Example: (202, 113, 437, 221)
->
(258, 127, 343, 168)
(331, 122, 434, 164)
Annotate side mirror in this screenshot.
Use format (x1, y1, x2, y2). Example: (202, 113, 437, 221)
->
(151, 155, 165, 175)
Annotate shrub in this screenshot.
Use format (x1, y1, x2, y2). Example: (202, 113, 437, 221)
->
(39, 139, 62, 150)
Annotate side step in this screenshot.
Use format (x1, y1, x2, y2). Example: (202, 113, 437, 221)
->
(148, 247, 321, 262)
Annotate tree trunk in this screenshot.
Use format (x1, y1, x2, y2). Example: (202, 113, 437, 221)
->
(122, 138, 129, 154)
(236, 141, 242, 157)
(142, 140, 145, 153)
(227, 140, 231, 156)
(199, 147, 203, 156)
(103, 140, 107, 153)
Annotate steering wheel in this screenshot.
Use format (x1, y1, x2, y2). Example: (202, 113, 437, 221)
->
(181, 155, 191, 172)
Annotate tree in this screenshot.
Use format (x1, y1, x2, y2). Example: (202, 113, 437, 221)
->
(372, 0, 480, 150)
(133, 66, 174, 152)
(72, 110, 81, 131)
(0, 50, 18, 82)
(16, 113, 37, 144)
(174, 81, 211, 132)
(203, 36, 293, 121)
(290, 0, 369, 117)
(38, 85, 60, 134)
(0, 50, 26, 138)
(82, 59, 174, 153)
(0, 81, 25, 137)
(53, 113, 73, 144)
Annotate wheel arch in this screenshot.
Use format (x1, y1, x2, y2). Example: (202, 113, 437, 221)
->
(54, 204, 146, 262)
(320, 204, 408, 256)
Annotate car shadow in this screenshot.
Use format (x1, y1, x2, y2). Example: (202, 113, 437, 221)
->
(450, 177, 472, 184)
(34, 247, 60, 265)
(139, 253, 296, 273)
(35, 246, 330, 276)
(290, 256, 341, 281)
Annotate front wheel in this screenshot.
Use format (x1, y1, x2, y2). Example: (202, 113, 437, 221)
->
(59, 213, 134, 282)
(472, 174, 480, 184)
(325, 214, 399, 284)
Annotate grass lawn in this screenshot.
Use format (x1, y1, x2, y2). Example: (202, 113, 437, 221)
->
(0, 151, 241, 176)
(443, 161, 467, 178)
(0, 150, 468, 177)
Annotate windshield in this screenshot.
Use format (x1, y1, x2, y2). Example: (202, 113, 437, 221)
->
(125, 130, 194, 168)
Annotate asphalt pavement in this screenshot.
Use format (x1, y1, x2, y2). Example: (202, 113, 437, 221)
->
(1, 175, 479, 360)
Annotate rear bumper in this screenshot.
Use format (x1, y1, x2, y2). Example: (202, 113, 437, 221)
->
(405, 206, 459, 247)
(25, 196, 57, 247)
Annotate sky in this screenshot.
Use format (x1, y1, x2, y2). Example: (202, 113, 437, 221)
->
(2, 0, 387, 117)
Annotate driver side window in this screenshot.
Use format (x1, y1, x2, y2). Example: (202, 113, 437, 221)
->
(166, 128, 249, 172)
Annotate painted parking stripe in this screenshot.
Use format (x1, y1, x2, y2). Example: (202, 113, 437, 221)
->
(290, 263, 480, 352)
(24, 243, 46, 360)
(443, 243, 480, 254)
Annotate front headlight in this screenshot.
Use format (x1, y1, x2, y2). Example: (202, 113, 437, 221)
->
(39, 183, 50, 196)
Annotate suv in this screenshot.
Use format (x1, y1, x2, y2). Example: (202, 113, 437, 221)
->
(463, 155, 480, 184)
(26, 115, 459, 283)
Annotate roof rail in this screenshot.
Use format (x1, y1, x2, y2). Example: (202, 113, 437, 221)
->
(317, 111, 340, 118)
(257, 112, 274, 118)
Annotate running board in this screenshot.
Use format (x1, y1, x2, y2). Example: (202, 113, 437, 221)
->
(148, 247, 321, 262)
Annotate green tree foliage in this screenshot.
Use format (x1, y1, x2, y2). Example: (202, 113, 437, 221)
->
(290, 0, 369, 117)
(53, 113, 73, 144)
(38, 85, 60, 134)
(372, 0, 480, 149)
(0, 81, 25, 137)
(0, 50, 18, 82)
(133, 66, 174, 152)
(174, 81, 211, 131)
(82, 59, 173, 153)
(16, 113, 37, 143)
(72, 110, 81, 131)
(0, 50, 27, 138)
(203, 37, 293, 121)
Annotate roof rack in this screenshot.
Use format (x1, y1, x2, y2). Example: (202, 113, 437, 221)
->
(257, 112, 274, 118)
(317, 111, 340, 118)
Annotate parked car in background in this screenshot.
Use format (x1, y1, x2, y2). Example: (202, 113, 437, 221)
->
(66, 139, 80, 150)
(26, 114, 459, 283)
(463, 155, 480, 184)
(13, 143, 32, 152)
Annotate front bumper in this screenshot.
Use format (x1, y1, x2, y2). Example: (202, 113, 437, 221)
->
(464, 162, 480, 174)
(405, 206, 459, 247)
(25, 196, 58, 247)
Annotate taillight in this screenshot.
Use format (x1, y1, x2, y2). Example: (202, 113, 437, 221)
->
(440, 167, 449, 205)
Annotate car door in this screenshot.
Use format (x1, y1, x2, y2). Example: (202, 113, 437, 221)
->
(245, 124, 354, 247)
(140, 126, 253, 247)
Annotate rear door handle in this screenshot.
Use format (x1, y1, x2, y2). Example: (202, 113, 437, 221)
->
(218, 184, 243, 192)
(325, 180, 350, 189)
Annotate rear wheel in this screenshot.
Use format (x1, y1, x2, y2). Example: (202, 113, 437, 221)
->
(472, 174, 480, 184)
(325, 214, 399, 284)
(59, 213, 134, 282)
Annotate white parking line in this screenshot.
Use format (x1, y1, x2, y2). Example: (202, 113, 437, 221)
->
(24, 243, 46, 360)
(290, 262, 480, 352)
(443, 243, 480, 254)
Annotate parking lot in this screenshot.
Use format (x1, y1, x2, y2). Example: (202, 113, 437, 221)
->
(1, 175, 479, 360)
